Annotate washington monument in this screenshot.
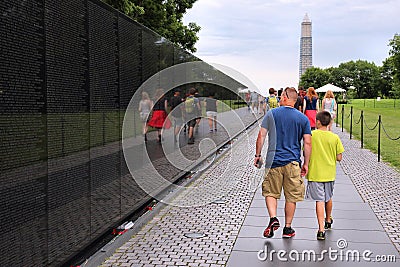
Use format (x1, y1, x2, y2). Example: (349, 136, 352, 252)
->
(299, 13, 312, 78)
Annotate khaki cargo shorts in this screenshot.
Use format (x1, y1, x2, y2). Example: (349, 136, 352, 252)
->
(262, 161, 305, 203)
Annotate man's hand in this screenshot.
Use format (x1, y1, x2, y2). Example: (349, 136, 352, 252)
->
(254, 127, 267, 168)
(254, 156, 263, 168)
(301, 164, 308, 177)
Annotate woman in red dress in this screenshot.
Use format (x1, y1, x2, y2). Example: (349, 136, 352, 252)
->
(148, 88, 171, 142)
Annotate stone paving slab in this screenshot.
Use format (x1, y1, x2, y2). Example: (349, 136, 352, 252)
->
(246, 209, 380, 220)
(99, 123, 265, 267)
(333, 125, 400, 253)
(226, 125, 399, 267)
(237, 225, 393, 244)
(97, 124, 399, 267)
(242, 214, 385, 231)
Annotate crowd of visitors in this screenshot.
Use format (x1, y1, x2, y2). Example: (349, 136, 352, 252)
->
(139, 87, 220, 145)
(141, 84, 343, 241)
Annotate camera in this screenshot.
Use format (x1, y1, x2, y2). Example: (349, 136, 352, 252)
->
(256, 158, 263, 168)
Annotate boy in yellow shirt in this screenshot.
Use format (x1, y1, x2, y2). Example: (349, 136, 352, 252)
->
(306, 111, 344, 240)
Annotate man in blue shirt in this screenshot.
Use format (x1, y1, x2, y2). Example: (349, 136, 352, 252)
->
(254, 87, 312, 238)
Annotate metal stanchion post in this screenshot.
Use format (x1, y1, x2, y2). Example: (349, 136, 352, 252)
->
(378, 115, 381, 162)
(341, 105, 344, 132)
(336, 104, 339, 127)
(350, 106, 353, 139)
(361, 111, 364, 148)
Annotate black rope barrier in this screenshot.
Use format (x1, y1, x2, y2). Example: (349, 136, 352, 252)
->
(353, 113, 362, 125)
(363, 117, 379, 131)
(381, 122, 400, 141)
(341, 106, 399, 163)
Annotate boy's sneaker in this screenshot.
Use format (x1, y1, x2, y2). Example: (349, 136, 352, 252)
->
(317, 231, 326, 240)
(187, 137, 195, 144)
(263, 217, 280, 238)
(282, 226, 296, 238)
(325, 217, 333, 230)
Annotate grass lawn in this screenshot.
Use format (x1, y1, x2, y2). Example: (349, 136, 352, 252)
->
(338, 99, 400, 168)
(220, 99, 247, 111)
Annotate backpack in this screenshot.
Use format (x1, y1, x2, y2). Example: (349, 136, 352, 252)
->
(268, 96, 278, 109)
(185, 96, 196, 114)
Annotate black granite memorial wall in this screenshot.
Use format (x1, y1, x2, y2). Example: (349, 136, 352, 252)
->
(1, 1, 48, 266)
(0, 0, 249, 266)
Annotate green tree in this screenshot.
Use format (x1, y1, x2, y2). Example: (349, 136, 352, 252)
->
(102, 0, 144, 17)
(102, 0, 200, 52)
(330, 60, 380, 98)
(379, 57, 395, 97)
(388, 34, 400, 97)
(326, 66, 351, 89)
(299, 67, 330, 89)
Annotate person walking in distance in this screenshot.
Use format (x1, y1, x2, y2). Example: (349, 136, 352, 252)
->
(250, 91, 259, 113)
(265, 87, 279, 112)
(185, 88, 201, 144)
(169, 89, 184, 142)
(305, 111, 344, 240)
(303, 87, 319, 130)
(194, 90, 202, 133)
(258, 94, 265, 114)
(294, 86, 305, 112)
(254, 87, 312, 238)
(138, 91, 153, 142)
(148, 88, 170, 142)
(245, 90, 251, 110)
(204, 92, 218, 132)
(321, 90, 337, 131)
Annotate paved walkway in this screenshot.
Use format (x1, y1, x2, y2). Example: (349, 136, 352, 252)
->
(333, 125, 400, 253)
(93, 123, 399, 267)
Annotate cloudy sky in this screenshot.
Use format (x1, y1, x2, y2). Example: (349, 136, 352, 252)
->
(183, 0, 400, 95)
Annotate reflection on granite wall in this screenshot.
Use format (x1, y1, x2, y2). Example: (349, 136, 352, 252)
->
(0, 0, 254, 266)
